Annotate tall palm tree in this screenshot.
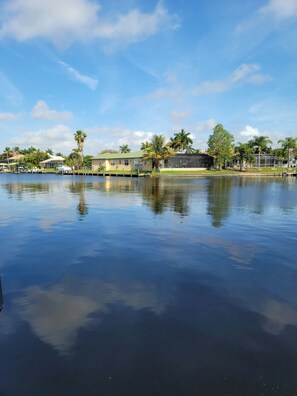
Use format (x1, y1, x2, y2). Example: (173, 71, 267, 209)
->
(278, 137, 297, 170)
(170, 129, 193, 153)
(74, 130, 87, 170)
(142, 134, 175, 172)
(249, 135, 272, 169)
(4, 147, 11, 170)
(119, 144, 131, 153)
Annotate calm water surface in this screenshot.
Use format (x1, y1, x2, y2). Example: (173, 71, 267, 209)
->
(0, 174, 297, 395)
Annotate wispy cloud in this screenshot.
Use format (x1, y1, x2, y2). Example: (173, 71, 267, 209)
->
(259, 0, 297, 20)
(170, 110, 192, 124)
(236, 0, 297, 37)
(0, 0, 179, 48)
(59, 61, 98, 90)
(193, 119, 217, 133)
(0, 69, 23, 105)
(192, 64, 271, 96)
(0, 112, 19, 120)
(31, 100, 72, 121)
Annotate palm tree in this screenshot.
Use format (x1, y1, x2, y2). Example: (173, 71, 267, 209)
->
(234, 143, 255, 171)
(248, 135, 272, 169)
(119, 144, 131, 153)
(3, 147, 11, 170)
(170, 129, 193, 153)
(142, 134, 175, 172)
(74, 130, 87, 170)
(67, 148, 81, 171)
(141, 141, 151, 150)
(278, 137, 297, 170)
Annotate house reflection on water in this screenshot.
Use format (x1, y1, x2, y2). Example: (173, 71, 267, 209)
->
(0, 277, 3, 312)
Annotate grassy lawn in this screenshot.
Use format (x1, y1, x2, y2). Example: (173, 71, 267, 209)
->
(243, 167, 291, 173)
(160, 167, 293, 176)
(160, 169, 236, 175)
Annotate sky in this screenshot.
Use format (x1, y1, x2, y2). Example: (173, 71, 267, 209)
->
(0, 0, 297, 155)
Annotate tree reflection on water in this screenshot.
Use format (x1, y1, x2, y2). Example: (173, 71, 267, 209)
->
(207, 177, 232, 227)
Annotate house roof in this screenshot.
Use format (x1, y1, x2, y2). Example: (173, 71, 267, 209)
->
(39, 155, 65, 164)
(92, 150, 145, 160)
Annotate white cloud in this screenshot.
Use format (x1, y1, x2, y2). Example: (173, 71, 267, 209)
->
(16, 279, 164, 353)
(239, 125, 260, 137)
(260, 0, 297, 20)
(0, 0, 178, 48)
(11, 124, 74, 153)
(0, 112, 19, 120)
(31, 100, 72, 121)
(192, 64, 270, 96)
(59, 61, 98, 90)
(88, 126, 154, 151)
(95, 2, 178, 43)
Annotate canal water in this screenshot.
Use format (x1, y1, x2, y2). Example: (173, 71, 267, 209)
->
(0, 174, 296, 395)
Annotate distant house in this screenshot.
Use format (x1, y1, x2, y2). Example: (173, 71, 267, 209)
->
(91, 151, 151, 172)
(6, 153, 25, 164)
(232, 154, 295, 168)
(39, 155, 65, 169)
(91, 151, 213, 172)
(163, 154, 213, 170)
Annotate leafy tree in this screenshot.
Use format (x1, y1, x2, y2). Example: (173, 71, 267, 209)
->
(207, 124, 234, 170)
(142, 134, 175, 172)
(234, 142, 255, 171)
(119, 144, 131, 153)
(55, 152, 64, 157)
(278, 137, 297, 170)
(191, 148, 202, 154)
(272, 148, 286, 165)
(169, 129, 193, 153)
(74, 130, 87, 170)
(46, 148, 54, 155)
(83, 155, 93, 169)
(22, 146, 37, 155)
(23, 150, 48, 166)
(13, 146, 20, 153)
(248, 135, 272, 169)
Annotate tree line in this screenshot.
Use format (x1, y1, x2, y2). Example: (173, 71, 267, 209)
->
(1, 125, 296, 171)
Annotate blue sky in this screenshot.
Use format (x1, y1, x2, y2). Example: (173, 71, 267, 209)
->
(0, 0, 297, 155)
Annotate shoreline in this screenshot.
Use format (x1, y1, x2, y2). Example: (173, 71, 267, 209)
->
(1, 170, 296, 178)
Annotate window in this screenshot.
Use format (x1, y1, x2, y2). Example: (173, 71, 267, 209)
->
(119, 160, 122, 164)
(125, 159, 129, 166)
(111, 160, 115, 166)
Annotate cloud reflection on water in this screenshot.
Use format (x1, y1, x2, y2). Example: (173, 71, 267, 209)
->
(16, 277, 165, 354)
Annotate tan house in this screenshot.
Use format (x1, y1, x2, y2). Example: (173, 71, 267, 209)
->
(91, 151, 152, 172)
